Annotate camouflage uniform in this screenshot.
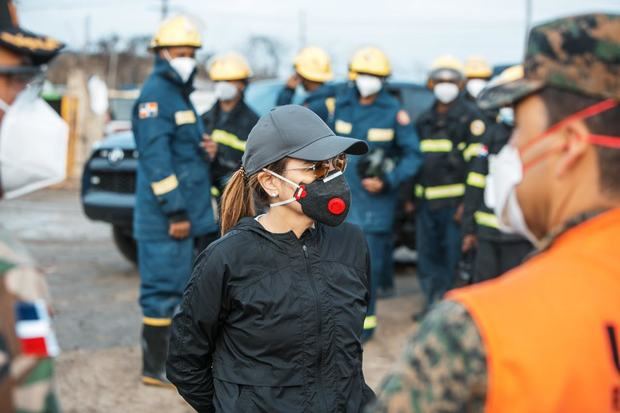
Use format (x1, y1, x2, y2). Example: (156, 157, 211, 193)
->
(368, 13, 620, 413)
(0, 227, 60, 413)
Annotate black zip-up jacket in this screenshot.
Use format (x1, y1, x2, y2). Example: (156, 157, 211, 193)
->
(167, 218, 375, 412)
(201, 100, 259, 191)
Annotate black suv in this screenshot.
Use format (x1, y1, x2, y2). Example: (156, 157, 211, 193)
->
(81, 80, 433, 263)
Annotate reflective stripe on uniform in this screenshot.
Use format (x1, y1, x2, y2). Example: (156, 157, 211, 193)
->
(151, 175, 179, 196)
(363, 315, 377, 330)
(143, 317, 172, 327)
(420, 139, 453, 153)
(211, 129, 246, 152)
(416, 184, 465, 200)
(415, 184, 425, 198)
(475, 211, 500, 229)
(211, 186, 221, 197)
(467, 171, 486, 189)
(325, 97, 336, 118)
(464, 142, 485, 162)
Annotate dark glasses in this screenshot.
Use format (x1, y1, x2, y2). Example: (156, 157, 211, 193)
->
(285, 154, 347, 180)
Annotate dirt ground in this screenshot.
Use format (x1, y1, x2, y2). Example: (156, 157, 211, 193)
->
(0, 189, 426, 412)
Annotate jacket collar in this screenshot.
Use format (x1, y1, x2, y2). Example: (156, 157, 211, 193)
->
(153, 55, 196, 95)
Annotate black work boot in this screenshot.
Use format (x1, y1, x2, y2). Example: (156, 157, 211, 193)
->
(141, 323, 174, 388)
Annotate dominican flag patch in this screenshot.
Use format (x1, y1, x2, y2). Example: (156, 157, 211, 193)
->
(138, 102, 159, 119)
(478, 145, 489, 158)
(14, 300, 60, 358)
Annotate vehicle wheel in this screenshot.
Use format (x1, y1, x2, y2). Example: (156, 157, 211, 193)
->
(112, 225, 137, 265)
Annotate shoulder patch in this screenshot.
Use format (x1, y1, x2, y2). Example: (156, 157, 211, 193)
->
(138, 102, 158, 119)
(397, 110, 411, 126)
(470, 119, 486, 136)
(175, 110, 197, 125)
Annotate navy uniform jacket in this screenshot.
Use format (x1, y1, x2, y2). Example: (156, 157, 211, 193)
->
(276, 83, 337, 122)
(330, 85, 422, 233)
(132, 57, 217, 240)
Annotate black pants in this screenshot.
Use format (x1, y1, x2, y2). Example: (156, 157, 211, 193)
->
(473, 238, 533, 283)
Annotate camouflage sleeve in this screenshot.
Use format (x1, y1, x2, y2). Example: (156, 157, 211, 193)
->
(367, 300, 487, 413)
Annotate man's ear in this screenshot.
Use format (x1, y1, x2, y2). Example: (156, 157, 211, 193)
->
(555, 120, 590, 178)
(256, 171, 280, 196)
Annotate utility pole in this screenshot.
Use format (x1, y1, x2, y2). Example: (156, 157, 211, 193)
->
(83, 15, 91, 52)
(298, 10, 307, 50)
(161, 0, 169, 21)
(525, 0, 532, 44)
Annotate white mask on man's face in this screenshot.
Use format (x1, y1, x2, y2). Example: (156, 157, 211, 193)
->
(0, 85, 69, 199)
(163, 49, 197, 84)
(433, 82, 460, 104)
(215, 81, 239, 101)
(466, 78, 488, 99)
(355, 74, 383, 98)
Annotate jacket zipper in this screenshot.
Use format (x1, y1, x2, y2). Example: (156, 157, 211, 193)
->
(302, 244, 328, 412)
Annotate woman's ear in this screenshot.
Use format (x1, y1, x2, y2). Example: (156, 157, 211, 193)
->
(555, 120, 590, 179)
(257, 171, 280, 197)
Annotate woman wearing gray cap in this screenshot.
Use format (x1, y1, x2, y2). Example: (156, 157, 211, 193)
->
(167, 105, 375, 412)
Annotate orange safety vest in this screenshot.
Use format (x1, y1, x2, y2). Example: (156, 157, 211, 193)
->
(448, 208, 620, 413)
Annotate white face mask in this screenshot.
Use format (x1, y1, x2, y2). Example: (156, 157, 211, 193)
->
(433, 82, 460, 104)
(485, 145, 538, 244)
(215, 81, 238, 101)
(0, 86, 69, 199)
(498, 107, 515, 126)
(163, 49, 196, 84)
(466, 78, 488, 99)
(355, 74, 383, 98)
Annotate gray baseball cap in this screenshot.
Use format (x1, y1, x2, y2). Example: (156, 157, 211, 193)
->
(242, 105, 368, 175)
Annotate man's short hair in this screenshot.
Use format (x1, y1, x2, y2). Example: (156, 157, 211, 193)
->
(540, 87, 620, 198)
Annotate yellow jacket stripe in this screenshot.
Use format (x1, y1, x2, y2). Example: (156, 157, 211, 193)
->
(143, 317, 172, 327)
(363, 315, 377, 330)
(467, 172, 487, 189)
(420, 139, 453, 153)
(464, 143, 485, 162)
(211, 129, 247, 152)
(475, 211, 500, 229)
(415, 184, 465, 200)
(151, 174, 179, 196)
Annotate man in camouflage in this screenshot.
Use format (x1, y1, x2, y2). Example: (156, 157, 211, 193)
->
(0, 1, 63, 411)
(369, 13, 620, 413)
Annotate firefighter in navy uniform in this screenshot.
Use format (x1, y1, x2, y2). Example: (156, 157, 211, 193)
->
(461, 65, 533, 283)
(414, 56, 485, 318)
(463, 56, 493, 105)
(276, 46, 336, 122)
(331, 47, 422, 342)
(132, 16, 217, 387)
(201, 52, 258, 196)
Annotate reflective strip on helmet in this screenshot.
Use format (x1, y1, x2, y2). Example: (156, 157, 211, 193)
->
(475, 211, 500, 229)
(364, 315, 377, 330)
(464, 142, 484, 162)
(466, 171, 486, 189)
(420, 139, 453, 152)
(151, 174, 179, 196)
(211, 129, 247, 152)
(423, 184, 465, 200)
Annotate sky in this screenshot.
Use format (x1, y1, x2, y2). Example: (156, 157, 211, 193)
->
(17, 0, 620, 81)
